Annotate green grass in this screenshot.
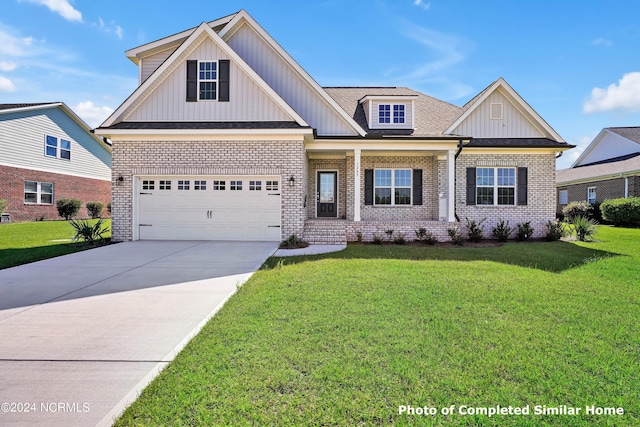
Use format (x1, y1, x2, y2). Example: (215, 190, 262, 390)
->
(0, 219, 111, 269)
(116, 226, 639, 426)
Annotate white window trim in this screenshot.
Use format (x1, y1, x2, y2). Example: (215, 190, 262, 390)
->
(24, 180, 54, 205)
(374, 168, 412, 206)
(587, 187, 596, 204)
(44, 135, 71, 160)
(476, 167, 516, 206)
(198, 60, 218, 101)
(378, 104, 406, 125)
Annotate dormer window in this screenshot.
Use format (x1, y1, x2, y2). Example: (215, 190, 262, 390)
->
(361, 95, 416, 130)
(378, 104, 405, 125)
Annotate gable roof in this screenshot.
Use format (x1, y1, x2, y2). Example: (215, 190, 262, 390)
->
(99, 21, 308, 129)
(571, 127, 640, 167)
(444, 78, 565, 142)
(557, 152, 640, 184)
(608, 127, 640, 143)
(324, 87, 461, 137)
(0, 102, 111, 151)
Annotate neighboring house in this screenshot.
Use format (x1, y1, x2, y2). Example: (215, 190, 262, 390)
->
(96, 10, 572, 243)
(0, 103, 112, 222)
(556, 127, 640, 214)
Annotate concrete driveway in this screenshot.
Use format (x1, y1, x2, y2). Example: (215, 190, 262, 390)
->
(0, 240, 278, 427)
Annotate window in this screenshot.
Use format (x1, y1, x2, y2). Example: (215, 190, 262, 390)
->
(159, 180, 171, 190)
(194, 180, 207, 190)
(249, 180, 262, 191)
(24, 181, 53, 204)
(45, 135, 71, 160)
(266, 181, 279, 191)
(213, 180, 225, 190)
(142, 180, 155, 190)
(587, 187, 596, 204)
(178, 180, 190, 190)
(230, 180, 242, 191)
(199, 61, 217, 100)
(559, 189, 568, 205)
(393, 105, 405, 123)
(476, 167, 515, 205)
(378, 104, 405, 125)
(374, 169, 411, 205)
(379, 104, 391, 124)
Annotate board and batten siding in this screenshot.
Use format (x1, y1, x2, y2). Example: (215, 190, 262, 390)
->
(452, 90, 544, 139)
(226, 23, 358, 136)
(126, 37, 292, 122)
(0, 107, 111, 180)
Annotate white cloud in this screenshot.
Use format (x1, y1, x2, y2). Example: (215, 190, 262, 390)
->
(557, 133, 595, 169)
(22, 0, 82, 22)
(74, 101, 114, 128)
(0, 75, 16, 91)
(94, 17, 124, 40)
(413, 0, 431, 10)
(0, 28, 44, 57)
(583, 72, 640, 113)
(0, 61, 17, 71)
(592, 38, 612, 47)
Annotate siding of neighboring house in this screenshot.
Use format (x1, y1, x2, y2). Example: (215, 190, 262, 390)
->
(110, 139, 306, 241)
(450, 90, 545, 139)
(456, 153, 556, 238)
(0, 108, 111, 179)
(0, 165, 111, 222)
(226, 23, 358, 136)
(557, 176, 640, 214)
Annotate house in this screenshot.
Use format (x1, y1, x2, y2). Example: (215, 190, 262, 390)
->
(0, 103, 112, 222)
(95, 10, 572, 243)
(556, 127, 640, 214)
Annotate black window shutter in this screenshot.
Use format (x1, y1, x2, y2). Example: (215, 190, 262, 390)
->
(412, 169, 423, 205)
(186, 60, 198, 102)
(466, 167, 476, 205)
(517, 167, 528, 205)
(364, 169, 373, 205)
(218, 60, 230, 102)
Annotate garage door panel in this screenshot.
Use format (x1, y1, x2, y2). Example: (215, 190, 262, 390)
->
(137, 176, 281, 241)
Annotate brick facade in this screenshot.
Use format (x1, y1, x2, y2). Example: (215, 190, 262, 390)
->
(455, 153, 556, 239)
(111, 139, 306, 242)
(557, 176, 640, 214)
(0, 165, 111, 222)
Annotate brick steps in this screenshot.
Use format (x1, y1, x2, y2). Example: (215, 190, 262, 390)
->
(303, 220, 347, 245)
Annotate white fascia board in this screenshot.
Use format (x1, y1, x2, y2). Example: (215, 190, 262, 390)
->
(358, 95, 419, 103)
(125, 13, 239, 64)
(95, 127, 313, 141)
(556, 170, 640, 186)
(219, 11, 367, 137)
(461, 147, 563, 155)
(0, 102, 60, 115)
(102, 22, 308, 128)
(570, 128, 608, 168)
(444, 78, 565, 142)
(305, 140, 460, 152)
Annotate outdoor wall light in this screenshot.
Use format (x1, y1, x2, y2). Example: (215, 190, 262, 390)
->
(116, 175, 124, 186)
(288, 176, 295, 186)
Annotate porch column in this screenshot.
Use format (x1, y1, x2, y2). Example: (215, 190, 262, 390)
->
(447, 148, 456, 222)
(354, 148, 361, 221)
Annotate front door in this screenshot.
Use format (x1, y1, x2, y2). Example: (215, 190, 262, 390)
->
(317, 171, 337, 217)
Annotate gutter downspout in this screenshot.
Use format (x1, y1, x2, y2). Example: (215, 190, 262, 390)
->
(453, 139, 464, 222)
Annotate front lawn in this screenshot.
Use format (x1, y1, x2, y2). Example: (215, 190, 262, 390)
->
(116, 226, 639, 426)
(0, 220, 111, 270)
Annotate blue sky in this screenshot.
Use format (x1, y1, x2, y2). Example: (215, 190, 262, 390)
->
(2, 0, 640, 169)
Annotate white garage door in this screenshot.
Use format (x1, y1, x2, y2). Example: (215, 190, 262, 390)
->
(136, 176, 281, 241)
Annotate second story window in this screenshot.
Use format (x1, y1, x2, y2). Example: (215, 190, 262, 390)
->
(199, 61, 217, 100)
(378, 104, 405, 125)
(379, 104, 391, 124)
(45, 135, 71, 160)
(393, 105, 405, 123)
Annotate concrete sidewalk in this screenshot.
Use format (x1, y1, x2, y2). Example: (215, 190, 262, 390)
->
(0, 240, 278, 426)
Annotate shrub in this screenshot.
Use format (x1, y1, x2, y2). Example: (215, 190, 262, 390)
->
(465, 217, 486, 243)
(515, 222, 534, 241)
(562, 201, 593, 221)
(0, 199, 6, 215)
(415, 227, 438, 245)
(355, 231, 363, 242)
(447, 227, 463, 245)
(86, 202, 104, 219)
(571, 215, 598, 241)
(69, 219, 110, 244)
(600, 197, 640, 226)
(545, 220, 567, 241)
(372, 233, 385, 245)
(107, 202, 112, 215)
(384, 229, 394, 242)
(491, 219, 513, 242)
(56, 198, 82, 220)
(393, 232, 406, 245)
(279, 234, 308, 249)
